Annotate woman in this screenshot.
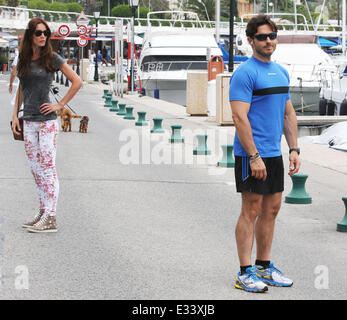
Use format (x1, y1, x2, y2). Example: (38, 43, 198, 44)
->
(11, 18, 82, 233)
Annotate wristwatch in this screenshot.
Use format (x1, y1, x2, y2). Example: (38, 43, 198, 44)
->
(289, 148, 300, 155)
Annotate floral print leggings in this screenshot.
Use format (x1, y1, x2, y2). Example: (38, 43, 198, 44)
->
(24, 120, 59, 216)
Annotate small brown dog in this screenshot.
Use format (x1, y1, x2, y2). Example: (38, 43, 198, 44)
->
(56, 108, 82, 132)
(79, 116, 89, 133)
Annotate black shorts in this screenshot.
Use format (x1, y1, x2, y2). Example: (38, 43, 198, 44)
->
(234, 156, 284, 194)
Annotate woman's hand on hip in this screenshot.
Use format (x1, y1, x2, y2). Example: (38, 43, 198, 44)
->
(40, 102, 64, 115)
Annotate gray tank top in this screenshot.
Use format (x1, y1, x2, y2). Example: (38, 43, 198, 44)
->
(20, 52, 64, 122)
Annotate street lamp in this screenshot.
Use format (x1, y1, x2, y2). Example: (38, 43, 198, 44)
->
(229, 0, 234, 73)
(269, 2, 274, 18)
(94, 10, 100, 82)
(129, 0, 139, 93)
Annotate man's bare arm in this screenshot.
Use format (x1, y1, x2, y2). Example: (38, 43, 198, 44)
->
(283, 99, 300, 175)
(230, 100, 267, 180)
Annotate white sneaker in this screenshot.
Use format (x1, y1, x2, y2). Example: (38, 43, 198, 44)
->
(235, 267, 268, 293)
(255, 262, 293, 287)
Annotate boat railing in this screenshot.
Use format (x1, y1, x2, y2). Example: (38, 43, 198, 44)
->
(241, 13, 309, 32)
(0, 5, 345, 35)
(276, 61, 336, 83)
(141, 60, 207, 73)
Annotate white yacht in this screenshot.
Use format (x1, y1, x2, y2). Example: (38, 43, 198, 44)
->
(235, 33, 337, 114)
(136, 11, 223, 106)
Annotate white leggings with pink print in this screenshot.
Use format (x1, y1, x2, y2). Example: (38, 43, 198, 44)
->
(24, 120, 59, 217)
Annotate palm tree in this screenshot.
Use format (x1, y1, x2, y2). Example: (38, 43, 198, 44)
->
(183, 0, 215, 21)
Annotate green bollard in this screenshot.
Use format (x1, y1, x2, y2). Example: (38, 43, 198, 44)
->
(151, 118, 164, 133)
(124, 106, 135, 120)
(193, 134, 211, 155)
(110, 99, 119, 112)
(169, 124, 184, 143)
(117, 103, 126, 115)
(135, 111, 148, 126)
(102, 89, 109, 99)
(104, 95, 112, 108)
(217, 144, 235, 168)
(337, 196, 347, 232)
(285, 173, 312, 204)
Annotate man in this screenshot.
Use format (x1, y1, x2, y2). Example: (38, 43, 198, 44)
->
(229, 15, 300, 293)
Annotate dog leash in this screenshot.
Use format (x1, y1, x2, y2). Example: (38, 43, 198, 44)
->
(50, 87, 79, 115)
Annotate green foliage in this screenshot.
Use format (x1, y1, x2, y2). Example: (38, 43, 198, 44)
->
(111, 4, 131, 17)
(137, 6, 150, 19)
(66, 2, 83, 13)
(0, 55, 9, 64)
(48, 2, 66, 12)
(28, 0, 50, 10)
(26, 0, 83, 13)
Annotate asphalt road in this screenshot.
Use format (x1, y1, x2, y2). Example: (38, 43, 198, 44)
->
(0, 75, 346, 300)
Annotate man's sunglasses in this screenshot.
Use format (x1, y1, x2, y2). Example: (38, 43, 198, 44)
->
(253, 32, 277, 41)
(34, 30, 50, 37)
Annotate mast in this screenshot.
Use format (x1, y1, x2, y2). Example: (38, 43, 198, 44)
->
(216, 0, 220, 43)
(343, 0, 346, 55)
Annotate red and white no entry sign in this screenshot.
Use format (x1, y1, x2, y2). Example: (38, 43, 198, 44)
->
(58, 24, 70, 37)
(77, 25, 88, 36)
(77, 36, 88, 47)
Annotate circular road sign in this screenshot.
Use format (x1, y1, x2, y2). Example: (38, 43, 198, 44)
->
(58, 24, 70, 37)
(77, 36, 88, 47)
(77, 25, 88, 36)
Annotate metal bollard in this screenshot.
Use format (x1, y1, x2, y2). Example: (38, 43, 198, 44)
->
(124, 106, 135, 120)
(285, 173, 312, 204)
(151, 118, 164, 133)
(337, 196, 347, 232)
(102, 89, 109, 99)
(193, 134, 211, 155)
(217, 144, 235, 168)
(169, 124, 184, 143)
(110, 99, 119, 112)
(117, 103, 126, 116)
(135, 111, 148, 126)
(104, 95, 112, 108)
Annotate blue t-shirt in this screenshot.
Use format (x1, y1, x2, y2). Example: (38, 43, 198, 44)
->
(229, 56, 290, 157)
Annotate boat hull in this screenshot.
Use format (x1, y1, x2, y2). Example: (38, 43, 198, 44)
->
(138, 78, 187, 106)
(290, 86, 321, 115)
(139, 78, 321, 113)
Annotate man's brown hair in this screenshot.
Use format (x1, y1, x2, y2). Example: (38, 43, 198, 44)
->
(246, 15, 278, 38)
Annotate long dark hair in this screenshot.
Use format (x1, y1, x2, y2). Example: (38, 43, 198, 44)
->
(17, 17, 54, 78)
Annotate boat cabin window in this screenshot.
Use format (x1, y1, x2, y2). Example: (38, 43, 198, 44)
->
(141, 55, 207, 72)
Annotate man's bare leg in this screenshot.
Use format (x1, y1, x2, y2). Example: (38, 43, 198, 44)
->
(235, 191, 263, 267)
(255, 192, 282, 262)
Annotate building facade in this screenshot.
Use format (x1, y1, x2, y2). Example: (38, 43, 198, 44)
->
(237, 0, 254, 18)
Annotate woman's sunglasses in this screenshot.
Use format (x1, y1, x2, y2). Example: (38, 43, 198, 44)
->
(253, 32, 277, 41)
(34, 30, 50, 37)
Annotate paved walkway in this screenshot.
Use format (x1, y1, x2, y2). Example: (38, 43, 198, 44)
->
(0, 75, 346, 300)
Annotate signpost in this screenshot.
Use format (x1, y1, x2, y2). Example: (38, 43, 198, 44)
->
(58, 24, 70, 37)
(77, 36, 88, 82)
(114, 20, 123, 97)
(76, 11, 90, 26)
(77, 25, 88, 36)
